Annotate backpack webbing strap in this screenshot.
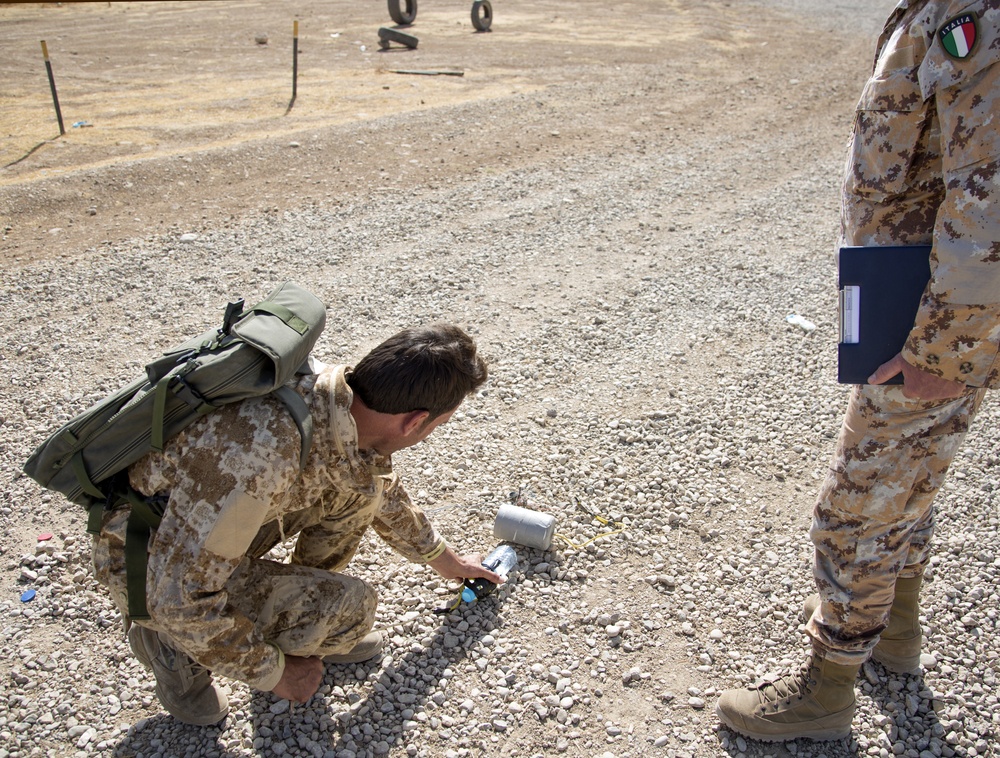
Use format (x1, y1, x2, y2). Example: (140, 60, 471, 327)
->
(87, 502, 105, 535)
(273, 385, 313, 470)
(122, 488, 165, 621)
(71, 452, 114, 536)
(71, 451, 106, 502)
(250, 301, 310, 335)
(151, 375, 216, 451)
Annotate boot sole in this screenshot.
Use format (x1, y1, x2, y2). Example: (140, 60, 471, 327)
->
(322, 645, 383, 664)
(155, 683, 229, 726)
(715, 703, 853, 742)
(323, 632, 384, 664)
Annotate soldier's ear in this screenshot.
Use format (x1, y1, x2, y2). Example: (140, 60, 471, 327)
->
(400, 410, 431, 437)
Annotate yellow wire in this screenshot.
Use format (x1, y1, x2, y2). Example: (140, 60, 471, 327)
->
(434, 592, 463, 615)
(552, 514, 627, 550)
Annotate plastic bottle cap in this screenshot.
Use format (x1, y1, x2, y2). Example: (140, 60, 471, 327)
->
(461, 586, 476, 603)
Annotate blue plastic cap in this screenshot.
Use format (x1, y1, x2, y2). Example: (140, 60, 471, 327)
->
(461, 586, 476, 603)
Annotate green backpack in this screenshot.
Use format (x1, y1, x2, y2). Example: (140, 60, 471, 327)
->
(22, 281, 327, 619)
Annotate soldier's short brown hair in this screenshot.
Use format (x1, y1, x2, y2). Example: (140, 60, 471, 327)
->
(347, 324, 488, 419)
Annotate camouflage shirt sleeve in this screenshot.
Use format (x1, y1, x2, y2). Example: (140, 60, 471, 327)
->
(369, 469, 446, 564)
(902, 4, 1000, 386)
(842, 1, 1000, 387)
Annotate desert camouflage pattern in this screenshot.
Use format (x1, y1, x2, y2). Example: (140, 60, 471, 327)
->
(843, 0, 1000, 387)
(807, 0, 998, 665)
(807, 384, 985, 664)
(92, 363, 445, 691)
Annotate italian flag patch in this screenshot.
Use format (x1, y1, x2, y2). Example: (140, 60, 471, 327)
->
(939, 13, 977, 59)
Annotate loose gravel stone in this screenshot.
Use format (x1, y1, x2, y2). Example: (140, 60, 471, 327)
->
(1, 3, 993, 758)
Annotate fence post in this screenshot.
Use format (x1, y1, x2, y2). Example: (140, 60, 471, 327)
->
(290, 20, 299, 110)
(41, 40, 65, 135)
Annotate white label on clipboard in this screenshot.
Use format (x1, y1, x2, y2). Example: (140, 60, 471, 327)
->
(839, 285, 860, 344)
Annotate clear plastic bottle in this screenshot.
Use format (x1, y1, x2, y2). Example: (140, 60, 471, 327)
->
(461, 544, 518, 603)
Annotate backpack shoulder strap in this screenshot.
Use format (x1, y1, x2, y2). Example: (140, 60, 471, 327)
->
(273, 385, 312, 470)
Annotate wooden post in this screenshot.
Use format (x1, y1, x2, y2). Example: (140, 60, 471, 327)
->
(40, 40, 65, 135)
(290, 20, 298, 110)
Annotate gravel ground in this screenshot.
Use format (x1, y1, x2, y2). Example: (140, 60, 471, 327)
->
(2, 2, 999, 758)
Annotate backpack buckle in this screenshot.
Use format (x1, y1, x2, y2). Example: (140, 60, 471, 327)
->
(171, 374, 209, 409)
(222, 299, 246, 335)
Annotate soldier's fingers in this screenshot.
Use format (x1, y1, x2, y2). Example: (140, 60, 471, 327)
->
(868, 354, 904, 385)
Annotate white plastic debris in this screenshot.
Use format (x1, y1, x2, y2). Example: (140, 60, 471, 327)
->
(786, 314, 816, 332)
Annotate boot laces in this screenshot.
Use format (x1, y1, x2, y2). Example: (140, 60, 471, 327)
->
(159, 639, 211, 693)
(755, 658, 817, 708)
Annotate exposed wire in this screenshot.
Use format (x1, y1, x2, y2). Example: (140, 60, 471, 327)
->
(432, 594, 463, 615)
(553, 513, 627, 550)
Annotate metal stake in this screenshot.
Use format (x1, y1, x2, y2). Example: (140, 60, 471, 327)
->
(41, 40, 65, 135)
(289, 20, 299, 111)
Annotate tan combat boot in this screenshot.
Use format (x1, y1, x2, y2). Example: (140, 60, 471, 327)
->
(871, 574, 923, 674)
(322, 631, 384, 664)
(803, 573, 923, 675)
(128, 625, 229, 726)
(715, 653, 859, 742)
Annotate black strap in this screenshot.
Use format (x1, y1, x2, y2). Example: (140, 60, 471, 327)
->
(222, 299, 246, 334)
(121, 488, 165, 621)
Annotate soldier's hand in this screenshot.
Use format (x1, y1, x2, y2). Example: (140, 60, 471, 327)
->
(271, 654, 324, 703)
(869, 353, 966, 400)
(428, 546, 503, 584)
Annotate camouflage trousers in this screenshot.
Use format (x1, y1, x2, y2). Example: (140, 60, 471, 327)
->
(218, 555, 378, 659)
(806, 383, 986, 666)
(99, 491, 380, 665)
(235, 494, 381, 658)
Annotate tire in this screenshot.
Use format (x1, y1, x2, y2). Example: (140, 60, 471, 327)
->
(471, 0, 492, 32)
(377, 26, 419, 49)
(388, 0, 417, 26)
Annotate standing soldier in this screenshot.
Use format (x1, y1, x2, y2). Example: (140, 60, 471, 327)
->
(717, 0, 999, 742)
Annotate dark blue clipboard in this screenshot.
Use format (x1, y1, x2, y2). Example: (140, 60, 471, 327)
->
(837, 245, 931, 385)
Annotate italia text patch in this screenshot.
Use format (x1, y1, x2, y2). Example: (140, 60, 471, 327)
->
(939, 13, 978, 59)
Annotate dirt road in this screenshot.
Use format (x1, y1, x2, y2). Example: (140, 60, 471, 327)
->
(14, 4, 988, 758)
(2, 0, 880, 264)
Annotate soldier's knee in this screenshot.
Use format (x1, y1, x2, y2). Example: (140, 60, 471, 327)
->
(324, 574, 378, 626)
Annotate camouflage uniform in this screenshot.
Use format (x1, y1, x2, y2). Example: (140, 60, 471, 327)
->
(807, 0, 999, 665)
(92, 363, 447, 692)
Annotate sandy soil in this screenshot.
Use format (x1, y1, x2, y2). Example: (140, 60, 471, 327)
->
(1, 0, 870, 265)
(1, 2, 902, 757)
